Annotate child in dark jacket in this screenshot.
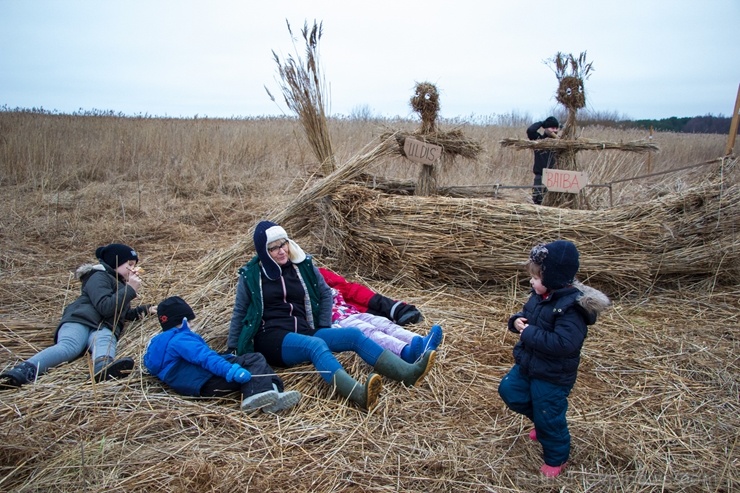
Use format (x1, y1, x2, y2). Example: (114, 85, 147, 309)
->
(320, 267, 443, 363)
(144, 296, 300, 414)
(497, 240, 610, 477)
(1, 243, 155, 388)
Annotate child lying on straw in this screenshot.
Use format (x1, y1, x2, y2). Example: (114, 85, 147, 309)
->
(1, 243, 155, 389)
(144, 296, 300, 414)
(320, 268, 443, 363)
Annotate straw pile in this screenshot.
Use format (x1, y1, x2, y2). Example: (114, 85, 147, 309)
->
(1, 279, 737, 492)
(315, 180, 737, 294)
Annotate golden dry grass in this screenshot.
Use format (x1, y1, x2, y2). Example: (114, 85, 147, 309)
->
(0, 112, 738, 492)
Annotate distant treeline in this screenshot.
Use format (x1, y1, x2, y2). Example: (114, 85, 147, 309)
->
(565, 111, 735, 135)
(1, 105, 736, 134)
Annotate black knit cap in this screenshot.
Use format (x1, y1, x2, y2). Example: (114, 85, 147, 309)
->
(529, 240, 579, 290)
(96, 243, 139, 269)
(542, 116, 559, 129)
(157, 296, 196, 331)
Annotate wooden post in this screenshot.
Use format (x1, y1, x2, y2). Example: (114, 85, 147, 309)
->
(725, 83, 740, 156)
(647, 126, 653, 173)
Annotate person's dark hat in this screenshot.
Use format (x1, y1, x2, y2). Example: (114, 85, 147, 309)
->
(157, 296, 195, 331)
(529, 240, 579, 290)
(96, 243, 139, 269)
(542, 116, 559, 129)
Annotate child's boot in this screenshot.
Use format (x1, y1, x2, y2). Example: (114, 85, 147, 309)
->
(0, 361, 37, 388)
(93, 356, 135, 382)
(422, 325, 443, 352)
(400, 336, 423, 363)
(540, 463, 567, 477)
(240, 390, 279, 413)
(332, 370, 382, 410)
(263, 384, 302, 413)
(373, 349, 436, 387)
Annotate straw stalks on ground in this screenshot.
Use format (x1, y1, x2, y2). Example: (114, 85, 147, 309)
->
(0, 113, 737, 492)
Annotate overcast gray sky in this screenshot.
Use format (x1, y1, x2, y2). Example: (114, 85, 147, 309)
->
(1, 0, 738, 121)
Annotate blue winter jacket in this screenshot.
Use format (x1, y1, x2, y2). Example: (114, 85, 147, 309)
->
(508, 281, 610, 387)
(143, 320, 236, 396)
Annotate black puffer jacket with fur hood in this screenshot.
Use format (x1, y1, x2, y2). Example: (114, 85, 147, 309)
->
(507, 281, 611, 387)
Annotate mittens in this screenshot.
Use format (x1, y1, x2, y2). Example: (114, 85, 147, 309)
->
(226, 363, 252, 383)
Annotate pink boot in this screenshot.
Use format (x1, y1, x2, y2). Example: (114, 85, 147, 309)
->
(540, 463, 567, 477)
(528, 429, 537, 441)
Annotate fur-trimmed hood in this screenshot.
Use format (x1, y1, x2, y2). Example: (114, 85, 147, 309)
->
(574, 280, 611, 322)
(75, 263, 107, 280)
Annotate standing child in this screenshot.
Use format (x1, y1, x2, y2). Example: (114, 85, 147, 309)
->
(327, 281, 443, 363)
(497, 240, 610, 477)
(1, 243, 155, 388)
(144, 296, 300, 414)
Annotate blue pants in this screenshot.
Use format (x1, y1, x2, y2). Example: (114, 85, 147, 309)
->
(498, 364, 573, 466)
(27, 322, 116, 376)
(281, 328, 384, 383)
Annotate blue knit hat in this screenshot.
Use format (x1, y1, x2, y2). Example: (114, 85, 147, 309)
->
(253, 220, 306, 281)
(96, 243, 138, 269)
(529, 240, 579, 290)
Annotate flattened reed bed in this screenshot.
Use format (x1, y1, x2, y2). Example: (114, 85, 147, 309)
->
(1, 284, 738, 492)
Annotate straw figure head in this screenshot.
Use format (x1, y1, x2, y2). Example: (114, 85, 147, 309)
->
(557, 76, 586, 110)
(410, 82, 440, 134)
(552, 51, 593, 111)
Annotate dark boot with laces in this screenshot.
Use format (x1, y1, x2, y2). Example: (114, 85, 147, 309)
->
(0, 361, 37, 389)
(93, 356, 135, 382)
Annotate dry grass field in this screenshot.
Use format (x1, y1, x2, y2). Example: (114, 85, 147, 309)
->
(0, 112, 737, 492)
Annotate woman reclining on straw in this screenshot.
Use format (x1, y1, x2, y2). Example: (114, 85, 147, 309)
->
(227, 220, 437, 411)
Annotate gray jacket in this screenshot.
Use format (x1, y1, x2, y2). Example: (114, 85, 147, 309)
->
(57, 263, 149, 341)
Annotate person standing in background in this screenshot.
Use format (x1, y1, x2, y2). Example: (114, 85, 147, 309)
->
(526, 116, 559, 205)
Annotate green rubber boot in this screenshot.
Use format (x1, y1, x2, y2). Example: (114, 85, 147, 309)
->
(332, 370, 382, 410)
(373, 349, 436, 387)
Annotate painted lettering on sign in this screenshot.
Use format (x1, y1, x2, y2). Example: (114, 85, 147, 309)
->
(403, 137, 442, 165)
(543, 169, 588, 193)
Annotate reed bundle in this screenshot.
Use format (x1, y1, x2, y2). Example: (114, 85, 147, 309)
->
(385, 130, 484, 160)
(500, 137, 659, 154)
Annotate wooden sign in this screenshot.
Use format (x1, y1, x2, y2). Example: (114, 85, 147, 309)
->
(403, 137, 442, 165)
(543, 169, 588, 193)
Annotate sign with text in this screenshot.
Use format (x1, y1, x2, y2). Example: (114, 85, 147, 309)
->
(543, 169, 588, 193)
(403, 137, 442, 165)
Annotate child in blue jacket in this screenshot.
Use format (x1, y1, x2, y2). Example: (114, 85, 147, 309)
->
(144, 296, 300, 414)
(498, 240, 610, 477)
